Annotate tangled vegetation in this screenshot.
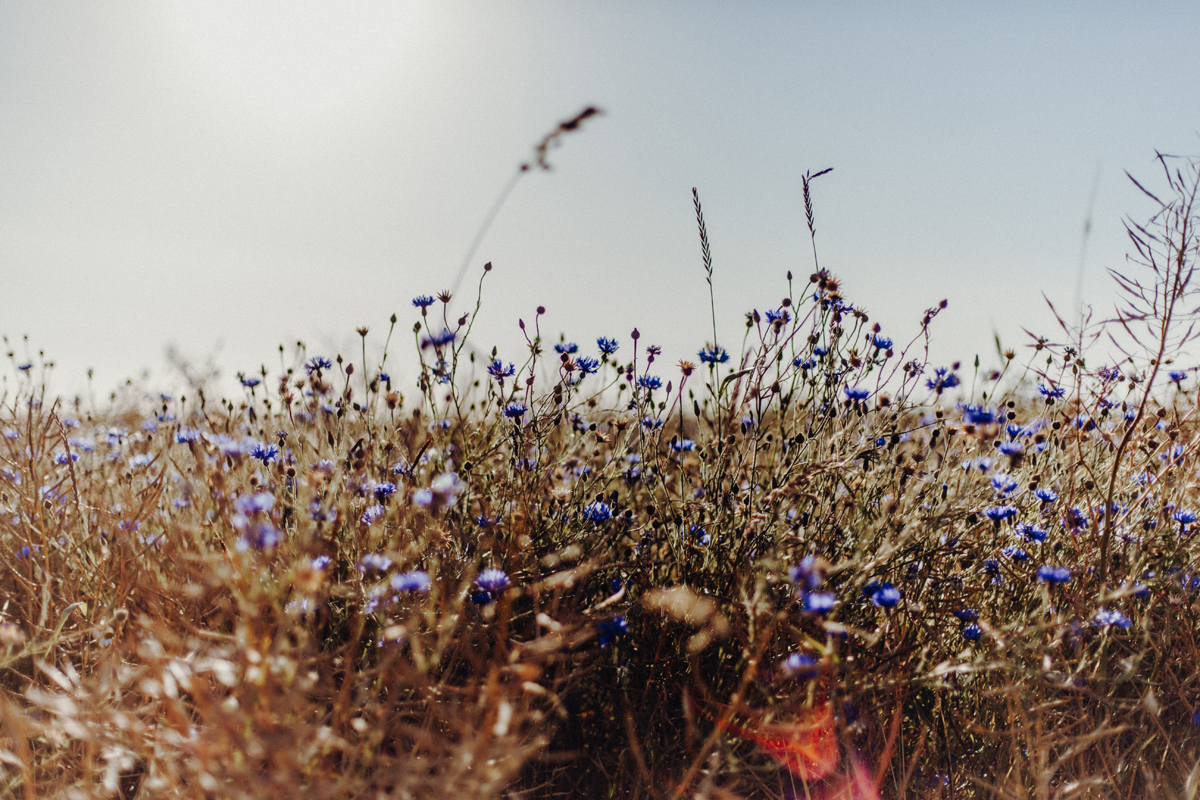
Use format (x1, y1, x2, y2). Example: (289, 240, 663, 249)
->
(3, 154, 1200, 800)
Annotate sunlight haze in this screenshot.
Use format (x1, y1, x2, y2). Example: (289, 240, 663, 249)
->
(2, 1, 1199, 398)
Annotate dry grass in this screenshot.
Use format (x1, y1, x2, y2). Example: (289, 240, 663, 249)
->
(2, 156, 1200, 800)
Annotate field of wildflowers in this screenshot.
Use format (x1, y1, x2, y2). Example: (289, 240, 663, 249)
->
(3, 152, 1200, 800)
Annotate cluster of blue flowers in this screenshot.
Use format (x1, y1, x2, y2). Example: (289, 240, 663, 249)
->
(790, 556, 835, 615)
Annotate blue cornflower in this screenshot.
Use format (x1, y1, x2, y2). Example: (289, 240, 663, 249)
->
(584, 501, 612, 523)
(670, 439, 696, 452)
(698, 345, 730, 364)
(961, 404, 996, 425)
(250, 442, 280, 464)
(17, 362, 32, 372)
(984, 505, 1018, 522)
(871, 335, 893, 350)
(803, 592, 836, 615)
(174, 428, 200, 444)
(1016, 524, 1048, 543)
(789, 556, 823, 593)
(596, 616, 629, 647)
(869, 583, 902, 609)
(687, 524, 710, 545)
(983, 559, 1002, 583)
(782, 653, 819, 680)
(240, 376, 261, 388)
(844, 386, 870, 402)
(1037, 565, 1071, 583)
(1125, 581, 1150, 599)
(487, 360, 516, 381)
(235, 492, 275, 515)
(1162, 445, 1187, 465)
(765, 309, 790, 325)
(554, 342, 579, 355)
(637, 375, 662, 391)
(1169, 370, 1187, 383)
(234, 521, 281, 551)
(794, 356, 817, 370)
(357, 553, 393, 572)
(305, 356, 333, 374)
(503, 403, 527, 419)
(361, 505, 386, 525)
(1034, 488, 1058, 503)
(951, 608, 978, 622)
(1037, 383, 1065, 399)
(991, 474, 1018, 495)
(412, 295, 435, 308)
(962, 623, 982, 641)
(813, 346, 828, 357)
(421, 329, 455, 349)
(1002, 545, 1030, 562)
(1063, 506, 1087, 529)
(1092, 608, 1132, 629)
(1173, 509, 1198, 525)
(998, 441, 1024, 457)
(576, 356, 600, 375)
(642, 417, 664, 430)
(374, 482, 397, 502)
(926, 367, 960, 394)
(476, 568, 511, 594)
(391, 570, 431, 593)
(597, 337, 620, 355)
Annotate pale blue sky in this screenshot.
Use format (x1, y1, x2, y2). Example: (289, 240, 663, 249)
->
(2, 2, 1199, 397)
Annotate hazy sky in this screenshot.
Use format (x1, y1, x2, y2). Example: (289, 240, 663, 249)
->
(2, 2, 1200, 398)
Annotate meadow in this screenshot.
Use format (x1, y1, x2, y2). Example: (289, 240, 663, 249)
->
(2, 151, 1200, 800)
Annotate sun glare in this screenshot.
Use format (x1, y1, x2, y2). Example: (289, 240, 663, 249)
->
(163, 3, 430, 118)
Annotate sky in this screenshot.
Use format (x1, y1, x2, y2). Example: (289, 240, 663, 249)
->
(2, 2, 1200, 400)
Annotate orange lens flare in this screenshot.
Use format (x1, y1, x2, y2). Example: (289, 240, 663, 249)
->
(710, 701, 839, 782)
